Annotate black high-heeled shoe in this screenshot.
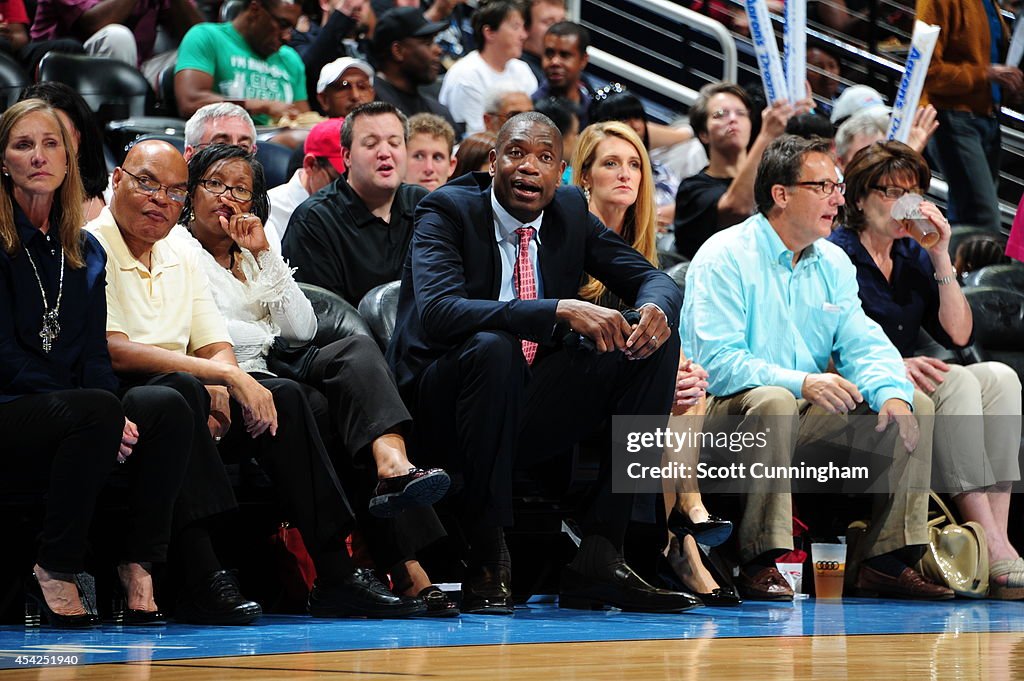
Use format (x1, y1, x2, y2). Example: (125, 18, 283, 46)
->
(111, 571, 166, 626)
(25, 573, 100, 629)
(655, 554, 742, 607)
(667, 508, 733, 547)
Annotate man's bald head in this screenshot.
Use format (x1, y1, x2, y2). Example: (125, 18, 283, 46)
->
(496, 111, 562, 154)
(111, 140, 190, 256)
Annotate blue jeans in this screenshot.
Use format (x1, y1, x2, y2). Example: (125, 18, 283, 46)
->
(927, 109, 1002, 232)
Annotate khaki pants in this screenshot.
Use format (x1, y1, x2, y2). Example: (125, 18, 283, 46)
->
(929, 362, 1022, 493)
(706, 386, 933, 563)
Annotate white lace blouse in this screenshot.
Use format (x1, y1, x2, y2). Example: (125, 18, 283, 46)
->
(169, 226, 317, 374)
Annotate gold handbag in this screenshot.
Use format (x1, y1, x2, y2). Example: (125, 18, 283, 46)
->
(919, 493, 989, 599)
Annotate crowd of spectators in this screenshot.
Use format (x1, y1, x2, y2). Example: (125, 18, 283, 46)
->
(3, 0, 1024, 629)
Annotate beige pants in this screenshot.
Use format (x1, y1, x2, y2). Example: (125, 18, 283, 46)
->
(706, 386, 933, 563)
(928, 362, 1022, 493)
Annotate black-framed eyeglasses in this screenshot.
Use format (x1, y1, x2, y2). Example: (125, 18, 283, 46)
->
(870, 185, 921, 200)
(261, 3, 295, 31)
(199, 178, 254, 202)
(792, 180, 845, 196)
(121, 168, 187, 204)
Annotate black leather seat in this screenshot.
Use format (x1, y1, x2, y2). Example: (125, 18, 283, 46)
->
(963, 286, 1024, 380)
(962, 262, 1024, 291)
(157, 63, 179, 118)
(130, 132, 186, 155)
(357, 280, 401, 351)
(664, 261, 689, 301)
(255, 141, 293, 189)
(297, 282, 372, 347)
(657, 248, 687, 271)
(106, 117, 187, 165)
(38, 53, 154, 128)
(0, 51, 28, 111)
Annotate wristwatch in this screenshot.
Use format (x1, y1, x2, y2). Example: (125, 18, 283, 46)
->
(934, 267, 957, 285)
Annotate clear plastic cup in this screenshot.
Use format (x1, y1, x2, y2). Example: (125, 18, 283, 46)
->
(891, 193, 939, 248)
(811, 543, 847, 599)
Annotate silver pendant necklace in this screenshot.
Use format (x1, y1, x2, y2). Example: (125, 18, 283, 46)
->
(23, 243, 64, 353)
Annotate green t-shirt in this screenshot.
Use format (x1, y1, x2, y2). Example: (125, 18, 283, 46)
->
(175, 22, 307, 126)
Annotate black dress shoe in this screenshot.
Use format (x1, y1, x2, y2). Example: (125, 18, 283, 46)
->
(369, 468, 451, 518)
(176, 570, 262, 625)
(655, 555, 742, 607)
(111, 569, 166, 626)
(667, 508, 733, 548)
(412, 585, 460, 618)
(461, 565, 514, 615)
(559, 562, 703, 613)
(308, 569, 427, 618)
(24, 574, 100, 629)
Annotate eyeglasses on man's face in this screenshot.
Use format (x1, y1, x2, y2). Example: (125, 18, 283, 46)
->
(121, 168, 187, 204)
(792, 180, 846, 196)
(199, 178, 254, 202)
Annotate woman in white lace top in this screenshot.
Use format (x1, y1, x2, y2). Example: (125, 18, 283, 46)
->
(177, 144, 457, 616)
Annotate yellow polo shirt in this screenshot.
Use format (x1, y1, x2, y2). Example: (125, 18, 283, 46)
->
(86, 207, 231, 355)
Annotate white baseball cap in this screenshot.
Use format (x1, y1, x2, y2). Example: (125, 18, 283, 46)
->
(830, 85, 889, 124)
(317, 57, 375, 95)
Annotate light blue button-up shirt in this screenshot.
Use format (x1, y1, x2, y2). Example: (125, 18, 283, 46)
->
(492, 188, 544, 302)
(682, 213, 913, 412)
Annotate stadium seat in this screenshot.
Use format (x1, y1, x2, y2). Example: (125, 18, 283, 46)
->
(357, 280, 401, 352)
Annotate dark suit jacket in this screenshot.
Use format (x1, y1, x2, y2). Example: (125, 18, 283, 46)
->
(386, 172, 683, 392)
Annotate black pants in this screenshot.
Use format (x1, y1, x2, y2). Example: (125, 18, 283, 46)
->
(410, 330, 680, 547)
(302, 335, 445, 569)
(0, 386, 191, 572)
(120, 372, 237, 529)
(222, 376, 355, 571)
(304, 335, 413, 457)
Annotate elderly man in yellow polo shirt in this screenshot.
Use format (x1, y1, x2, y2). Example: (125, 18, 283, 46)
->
(87, 141, 414, 623)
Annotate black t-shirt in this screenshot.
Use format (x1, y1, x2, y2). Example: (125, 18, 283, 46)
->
(673, 169, 732, 259)
(282, 176, 428, 306)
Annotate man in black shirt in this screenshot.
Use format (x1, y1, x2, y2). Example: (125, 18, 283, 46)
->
(370, 7, 461, 137)
(283, 101, 426, 306)
(673, 82, 802, 259)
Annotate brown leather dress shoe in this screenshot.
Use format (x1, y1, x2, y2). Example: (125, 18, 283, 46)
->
(855, 565, 955, 600)
(735, 566, 794, 602)
(461, 565, 513, 615)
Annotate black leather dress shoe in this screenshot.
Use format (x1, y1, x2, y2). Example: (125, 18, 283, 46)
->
(667, 508, 733, 548)
(461, 565, 513, 615)
(559, 563, 703, 613)
(369, 468, 451, 518)
(308, 569, 427, 618)
(175, 570, 262, 625)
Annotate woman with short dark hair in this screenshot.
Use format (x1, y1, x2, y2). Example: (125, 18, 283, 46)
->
(829, 140, 1024, 600)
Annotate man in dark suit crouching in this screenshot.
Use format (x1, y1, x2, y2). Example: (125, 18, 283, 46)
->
(386, 111, 697, 615)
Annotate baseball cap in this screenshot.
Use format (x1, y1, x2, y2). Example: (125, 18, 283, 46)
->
(303, 118, 346, 174)
(830, 85, 889, 124)
(373, 7, 447, 55)
(316, 57, 375, 95)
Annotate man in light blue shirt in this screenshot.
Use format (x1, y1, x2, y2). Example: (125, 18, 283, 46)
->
(684, 135, 947, 602)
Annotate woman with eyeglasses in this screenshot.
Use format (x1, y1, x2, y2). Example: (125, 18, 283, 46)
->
(828, 140, 1024, 600)
(571, 121, 739, 607)
(174, 144, 456, 616)
(0, 100, 191, 628)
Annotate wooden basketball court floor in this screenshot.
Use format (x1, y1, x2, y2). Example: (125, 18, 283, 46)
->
(1, 598, 1023, 680)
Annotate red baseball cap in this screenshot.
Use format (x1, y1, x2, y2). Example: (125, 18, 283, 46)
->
(303, 118, 346, 174)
